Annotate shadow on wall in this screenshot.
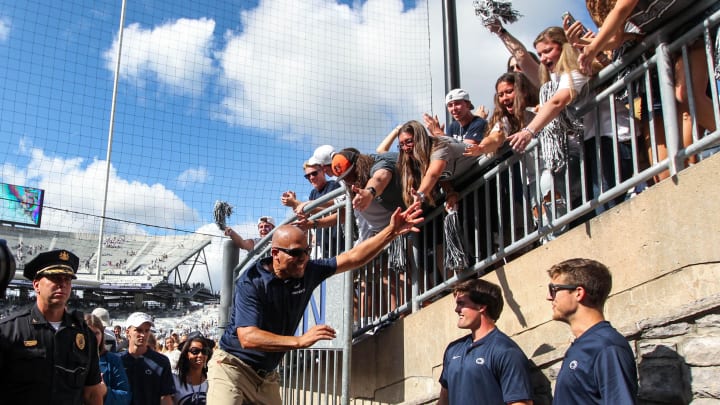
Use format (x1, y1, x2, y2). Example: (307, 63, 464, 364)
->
(638, 344, 692, 405)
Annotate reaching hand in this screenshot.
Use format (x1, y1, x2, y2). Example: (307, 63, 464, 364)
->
(484, 19, 503, 34)
(444, 192, 459, 213)
(507, 129, 533, 153)
(463, 143, 486, 157)
(298, 325, 337, 348)
(389, 201, 424, 236)
(351, 184, 372, 212)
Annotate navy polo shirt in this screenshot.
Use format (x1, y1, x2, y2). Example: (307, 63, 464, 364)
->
(439, 328, 533, 404)
(446, 115, 487, 143)
(220, 257, 337, 372)
(553, 321, 638, 404)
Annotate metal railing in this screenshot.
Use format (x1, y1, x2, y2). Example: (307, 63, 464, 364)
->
(219, 3, 720, 403)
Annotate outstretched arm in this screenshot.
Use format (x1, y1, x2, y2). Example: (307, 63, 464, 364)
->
(335, 202, 423, 273)
(507, 87, 573, 152)
(237, 324, 337, 351)
(579, 0, 639, 73)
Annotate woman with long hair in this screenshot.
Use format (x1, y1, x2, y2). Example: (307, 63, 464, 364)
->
(173, 332, 212, 405)
(85, 314, 131, 405)
(507, 27, 597, 240)
(396, 120, 479, 211)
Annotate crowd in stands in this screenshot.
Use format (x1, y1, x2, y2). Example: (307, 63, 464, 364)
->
(220, 1, 719, 336)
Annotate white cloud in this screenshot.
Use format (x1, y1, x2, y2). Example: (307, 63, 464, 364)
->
(0, 17, 10, 42)
(0, 144, 199, 235)
(177, 167, 209, 185)
(104, 18, 216, 96)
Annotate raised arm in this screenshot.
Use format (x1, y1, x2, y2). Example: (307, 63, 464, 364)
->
(376, 125, 402, 153)
(224, 228, 255, 251)
(487, 20, 541, 88)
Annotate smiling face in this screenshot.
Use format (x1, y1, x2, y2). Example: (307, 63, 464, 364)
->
(304, 164, 326, 191)
(496, 80, 516, 115)
(258, 221, 274, 237)
(186, 339, 209, 370)
(535, 39, 562, 73)
(446, 99, 472, 123)
(271, 225, 310, 279)
(398, 131, 415, 155)
(33, 274, 72, 310)
(453, 293, 484, 331)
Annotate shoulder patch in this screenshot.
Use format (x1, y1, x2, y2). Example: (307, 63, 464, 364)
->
(24, 340, 38, 347)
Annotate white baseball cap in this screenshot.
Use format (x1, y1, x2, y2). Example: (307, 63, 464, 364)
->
(92, 307, 112, 327)
(445, 88, 471, 104)
(308, 145, 335, 166)
(125, 312, 154, 329)
(257, 216, 275, 226)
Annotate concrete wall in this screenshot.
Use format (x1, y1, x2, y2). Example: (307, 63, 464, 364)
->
(349, 153, 720, 404)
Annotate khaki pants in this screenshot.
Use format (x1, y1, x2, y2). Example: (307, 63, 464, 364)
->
(207, 348, 281, 405)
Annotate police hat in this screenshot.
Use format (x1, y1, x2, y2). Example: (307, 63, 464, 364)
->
(23, 249, 79, 280)
(0, 239, 16, 296)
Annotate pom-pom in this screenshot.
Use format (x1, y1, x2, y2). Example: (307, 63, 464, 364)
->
(444, 210, 469, 273)
(213, 201, 233, 231)
(473, 0, 522, 26)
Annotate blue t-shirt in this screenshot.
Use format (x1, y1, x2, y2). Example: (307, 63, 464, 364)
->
(309, 180, 342, 254)
(446, 115, 487, 143)
(553, 321, 638, 404)
(219, 257, 337, 372)
(439, 328, 533, 404)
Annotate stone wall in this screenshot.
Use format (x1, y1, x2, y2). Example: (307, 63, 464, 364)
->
(348, 153, 720, 404)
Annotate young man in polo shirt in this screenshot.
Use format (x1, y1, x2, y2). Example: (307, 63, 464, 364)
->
(547, 258, 638, 404)
(439, 278, 534, 405)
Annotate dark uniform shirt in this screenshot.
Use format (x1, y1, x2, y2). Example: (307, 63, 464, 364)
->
(0, 305, 102, 405)
(219, 257, 336, 372)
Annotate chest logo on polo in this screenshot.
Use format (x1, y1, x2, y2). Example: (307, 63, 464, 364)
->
(24, 340, 38, 347)
(475, 357, 485, 365)
(290, 282, 305, 295)
(76, 333, 86, 350)
(569, 360, 578, 370)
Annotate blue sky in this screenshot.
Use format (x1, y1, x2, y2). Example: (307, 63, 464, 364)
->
(0, 0, 592, 286)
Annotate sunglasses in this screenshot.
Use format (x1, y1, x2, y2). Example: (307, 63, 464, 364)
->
(304, 170, 320, 180)
(188, 347, 211, 356)
(273, 246, 312, 258)
(548, 283, 580, 299)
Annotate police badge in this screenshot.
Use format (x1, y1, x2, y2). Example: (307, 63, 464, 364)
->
(76, 333, 86, 350)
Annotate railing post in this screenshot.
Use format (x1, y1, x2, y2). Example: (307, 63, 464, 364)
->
(218, 238, 238, 334)
(655, 42, 682, 178)
(341, 190, 353, 405)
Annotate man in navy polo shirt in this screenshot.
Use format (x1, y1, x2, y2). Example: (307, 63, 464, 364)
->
(207, 202, 423, 405)
(439, 278, 533, 405)
(547, 258, 637, 404)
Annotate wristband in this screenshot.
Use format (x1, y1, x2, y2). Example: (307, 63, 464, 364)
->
(365, 186, 377, 198)
(522, 127, 536, 138)
(416, 191, 426, 203)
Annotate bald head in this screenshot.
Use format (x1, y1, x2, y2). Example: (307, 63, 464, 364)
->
(272, 225, 307, 245)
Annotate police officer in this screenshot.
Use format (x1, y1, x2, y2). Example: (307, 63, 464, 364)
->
(0, 249, 106, 404)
